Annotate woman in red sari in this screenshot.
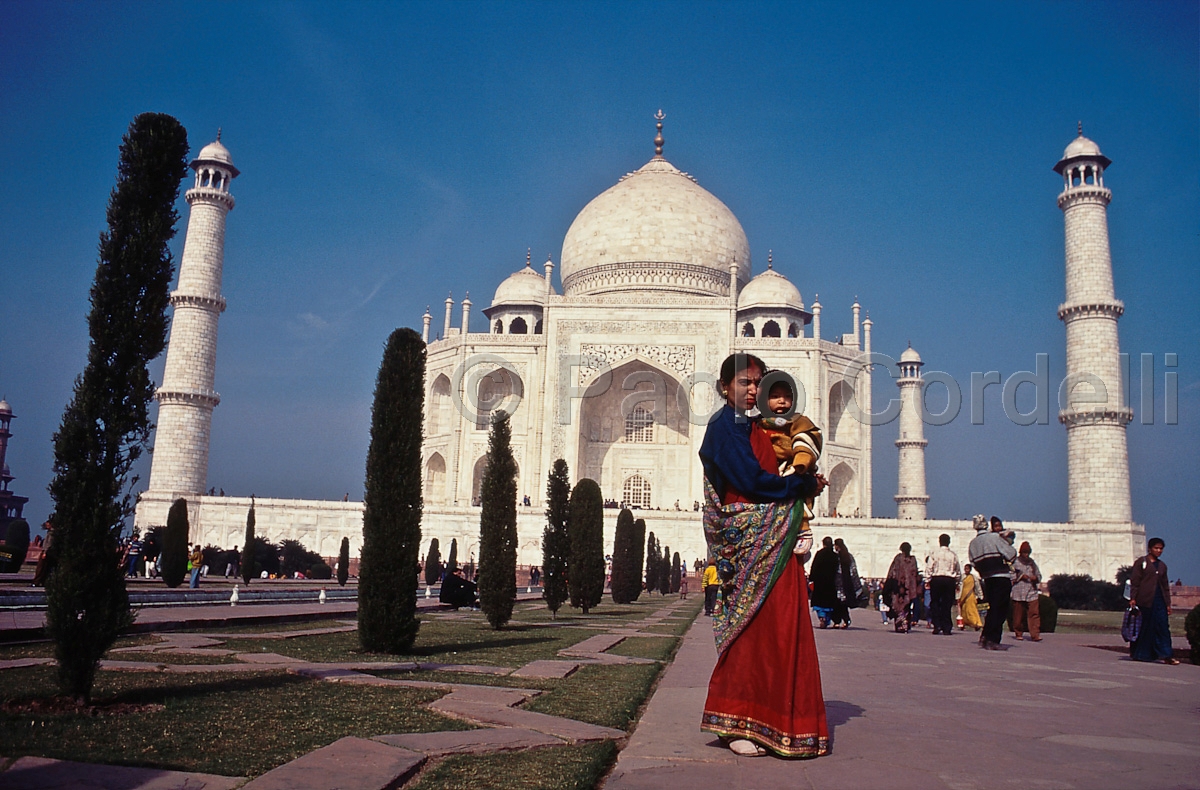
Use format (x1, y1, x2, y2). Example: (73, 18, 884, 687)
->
(698, 353, 829, 758)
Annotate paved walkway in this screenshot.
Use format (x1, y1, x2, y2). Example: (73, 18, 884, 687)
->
(605, 616, 1198, 790)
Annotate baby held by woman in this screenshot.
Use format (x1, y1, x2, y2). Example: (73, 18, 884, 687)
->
(759, 377, 822, 558)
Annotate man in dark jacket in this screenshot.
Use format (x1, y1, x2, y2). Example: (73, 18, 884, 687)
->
(809, 537, 839, 628)
(968, 515, 1017, 650)
(1128, 538, 1178, 664)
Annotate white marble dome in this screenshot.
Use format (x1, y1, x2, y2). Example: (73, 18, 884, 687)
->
(1062, 134, 1103, 160)
(900, 345, 922, 364)
(559, 157, 751, 298)
(738, 267, 803, 311)
(194, 138, 239, 175)
(492, 262, 554, 306)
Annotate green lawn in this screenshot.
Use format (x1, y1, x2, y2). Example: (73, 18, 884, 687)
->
(0, 593, 697, 785)
(1053, 609, 1188, 636)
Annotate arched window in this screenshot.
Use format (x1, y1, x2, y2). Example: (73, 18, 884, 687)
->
(625, 406, 654, 442)
(623, 475, 651, 509)
(788, 323, 800, 338)
(494, 319, 503, 334)
(425, 454, 446, 504)
(428, 374, 451, 435)
(475, 367, 522, 430)
(762, 320, 781, 338)
(510, 317, 528, 334)
(742, 323, 755, 337)
(471, 456, 488, 505)
(534, 319, 543, 334)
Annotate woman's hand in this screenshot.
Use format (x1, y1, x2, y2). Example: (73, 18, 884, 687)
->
(813, 474, 828, 495)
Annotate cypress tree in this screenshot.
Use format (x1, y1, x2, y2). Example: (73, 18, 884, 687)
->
(542, 459, 570, 618)
(610, 508, 635, 604)
(358, 328, 424, 653)
(446, 538, 458, 576)
(240, 500, 255, 584)
(337, 537, 350, 587)
(568, 478, 605, 614)
(424, 538, 441, 586)
(43, 113, 188, 702)
(659, 547, 672, 595)
(478, 412, 518, 629)
(671, 551, 682, 594)
(160, 499, 189, 589)
(630, 518, 646, 602)
(645, 531, 659, 595)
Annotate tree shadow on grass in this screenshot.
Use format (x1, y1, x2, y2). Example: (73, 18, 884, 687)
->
(404, 635, 557, 657)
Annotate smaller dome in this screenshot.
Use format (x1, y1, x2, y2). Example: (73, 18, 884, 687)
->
(1063, 134, 1102, 160)
(738, 268, 803, 311)
(492, 262, 554, 307)
(0, 399, 10, 415)
(900, 345, 922, 364)
(193, 137, 239, 176)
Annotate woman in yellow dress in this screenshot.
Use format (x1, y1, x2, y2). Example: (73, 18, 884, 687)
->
(958, 563, 983, 631)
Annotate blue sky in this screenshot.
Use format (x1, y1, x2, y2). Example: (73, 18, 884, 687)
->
(1, 1, 1197, 580)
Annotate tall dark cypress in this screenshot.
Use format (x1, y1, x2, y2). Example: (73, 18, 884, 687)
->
(358, 328, 424, 653)
(240, 500, 256, 584)
(671, 551, 682, 594)
(630, 518, 646, 602)
(659, 546, 672, 595)
(337, 537, 350, 587)
(478, 411, 518, 629)
(568, 478, 605, 614)
(446, 538, 459, 576)
(610, 508, 636, 604)
(424, 538, 442, 585)
(160, 498, 189, 588)
(645, 531, 660, 595)
(542, 459, 570, 618)
(43, 114, 188, 702)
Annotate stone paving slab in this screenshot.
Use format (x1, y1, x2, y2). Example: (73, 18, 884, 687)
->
(234, 652, 301, 664)
(0, 658, 52, 670)
(430, 698, 626, 743)
(0, 755, 243, 789)
(605, 614, 1200, 790)
(373, 727, 564, 756)
(415, 662, 512, 675)
(562, 633, 626, 654)
(510, 659, 580, 679)
(239, 737, 423, 790)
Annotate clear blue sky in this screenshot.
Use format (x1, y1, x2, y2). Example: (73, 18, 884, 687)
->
(2, 2, 1197, 580)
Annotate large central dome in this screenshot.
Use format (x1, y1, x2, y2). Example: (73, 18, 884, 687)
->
(559, 156, 751, 298)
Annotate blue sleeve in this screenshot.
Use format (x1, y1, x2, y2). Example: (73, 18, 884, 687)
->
(700, 408, 816, 503)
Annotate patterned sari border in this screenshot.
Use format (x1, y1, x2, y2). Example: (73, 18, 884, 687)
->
(701, 709, 829, 758)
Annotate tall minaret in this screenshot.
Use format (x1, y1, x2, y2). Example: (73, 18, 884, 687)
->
(147, 134, 238, 497)
(1054, 126, 1132, 523)
(894, 344, 929, 519)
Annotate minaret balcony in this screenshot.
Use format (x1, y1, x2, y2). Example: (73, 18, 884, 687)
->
(893, 494, 930, 504)
(894, 438, 929, 449)
(1057, 299, 1123, 322)
(1058, 406, 1133, 427)
(1057, 185, 1111, 209)
(155, 388, 221, 408)
(170, 292, 227, 313)
(185, 187, 235, 210)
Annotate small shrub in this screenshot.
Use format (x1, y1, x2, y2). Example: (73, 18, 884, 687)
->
(309, 561, 333, 580)
(1039, 594, 1058, 633)
(1047, 573, 1124, 611)
(425, 538, 442, 586)
(1185, 604, 1200, 666)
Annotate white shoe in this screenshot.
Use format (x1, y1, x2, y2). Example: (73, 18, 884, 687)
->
(729, 739, 768, 757)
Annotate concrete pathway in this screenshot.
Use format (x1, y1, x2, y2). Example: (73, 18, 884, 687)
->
(604, 615, 1198, 790)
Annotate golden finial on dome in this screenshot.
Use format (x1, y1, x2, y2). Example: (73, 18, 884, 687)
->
(767, 250, 773, 269)
(217, 127, 222, 142)
(526, 248, 532, 268)
(1077, 121, 1083, 137)
(654, 109, 665, 157)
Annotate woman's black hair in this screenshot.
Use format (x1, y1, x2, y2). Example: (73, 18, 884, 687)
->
(719, 353, 768, 386)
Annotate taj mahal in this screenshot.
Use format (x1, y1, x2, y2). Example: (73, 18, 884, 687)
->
(134, 117, 1145, 581)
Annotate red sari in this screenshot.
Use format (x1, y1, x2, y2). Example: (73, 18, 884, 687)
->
(701, 423, 829, 757)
